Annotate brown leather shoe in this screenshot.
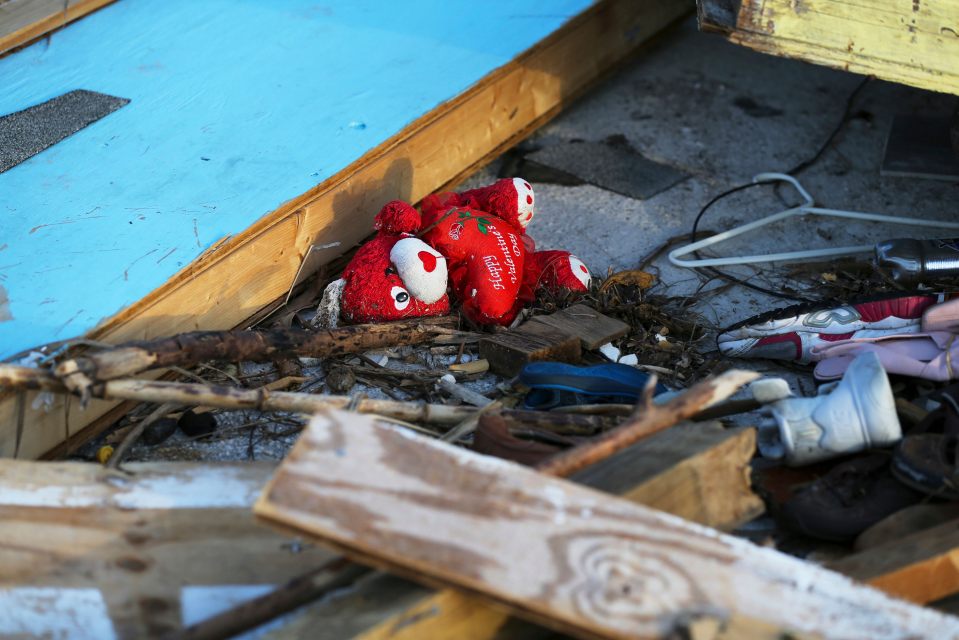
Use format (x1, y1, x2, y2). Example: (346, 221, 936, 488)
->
(781, 453, 923, 542)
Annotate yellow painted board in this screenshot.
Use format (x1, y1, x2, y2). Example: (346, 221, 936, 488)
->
(703, 0, 959, 96)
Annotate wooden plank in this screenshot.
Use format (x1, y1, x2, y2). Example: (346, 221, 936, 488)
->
(265, 422, 762, 640)
(527, 304, 631, 350)
(0, 0, 692, 461)
(699, 0, 959, 96)
(255, 411, 955, 640)
(480, 321, 582, 377)
(0, 460, 334, 638)
(0, 0, 115, 55)
(830, 518, 959, 605)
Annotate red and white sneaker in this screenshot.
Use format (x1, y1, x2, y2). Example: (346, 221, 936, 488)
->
(718, 293, 942, 364)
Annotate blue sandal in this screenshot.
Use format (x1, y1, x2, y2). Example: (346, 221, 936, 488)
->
(519, 362, 668, 410)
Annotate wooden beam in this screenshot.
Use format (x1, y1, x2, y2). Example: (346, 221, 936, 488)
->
(698, 0, 959, 96)
(0, 460, 334, 638)
(255, 411, 954, 640)
(830, 518, 959, 605)
(570, 422, 763, 532)
(0, 0, 115, 56)
(0, 0, 692, 462)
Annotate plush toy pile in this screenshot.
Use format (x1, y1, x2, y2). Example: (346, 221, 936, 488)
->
(317, 178, 591, 327)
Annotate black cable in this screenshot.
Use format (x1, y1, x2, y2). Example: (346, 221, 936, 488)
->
(786, 77, 871, 177)
(688, 77, 872, 302)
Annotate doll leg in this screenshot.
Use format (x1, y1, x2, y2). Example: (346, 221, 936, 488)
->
(458, 178, 535, 229)
(526, 250, 591, 294)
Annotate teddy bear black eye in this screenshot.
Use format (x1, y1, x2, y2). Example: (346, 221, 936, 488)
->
(390, 286, 411, 311)
(385, 266, 396, 276)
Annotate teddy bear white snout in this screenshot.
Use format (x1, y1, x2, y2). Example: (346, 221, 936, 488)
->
(389, 237, 448, 304)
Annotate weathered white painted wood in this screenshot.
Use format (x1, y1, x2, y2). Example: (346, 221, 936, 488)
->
(0, 461, 333, 638)
(256, 411, 959, 640)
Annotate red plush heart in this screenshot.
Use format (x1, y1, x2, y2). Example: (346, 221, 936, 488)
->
(418, 250, 437, 273)
(423, 206, 526, 325)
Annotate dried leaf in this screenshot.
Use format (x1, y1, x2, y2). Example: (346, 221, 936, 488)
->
(599, 269, 656, 293)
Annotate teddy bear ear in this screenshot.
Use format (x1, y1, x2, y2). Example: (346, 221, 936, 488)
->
(375, 200, 421, 235)
(390, 237, 447, 304)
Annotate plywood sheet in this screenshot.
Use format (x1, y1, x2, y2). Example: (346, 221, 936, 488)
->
(0, 0, 591, 360)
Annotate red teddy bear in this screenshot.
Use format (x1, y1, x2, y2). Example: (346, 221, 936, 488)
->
(420, 178, 590, 325)
(315, 178, 590, 328)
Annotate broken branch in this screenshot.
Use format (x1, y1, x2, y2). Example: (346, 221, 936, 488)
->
(52, 317, 461, 400)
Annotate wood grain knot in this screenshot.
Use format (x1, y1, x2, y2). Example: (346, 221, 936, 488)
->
(549, 533, 703, 630)
(115, 555, 150, 572)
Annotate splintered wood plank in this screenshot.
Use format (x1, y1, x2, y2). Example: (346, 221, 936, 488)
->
(480, 321, 582, 376)
(0, 0, 692, 461)
(699, 0, 959, 96)
(255, 411, 956, 640)
(527, 304, 630, 350)
(0, 460, 333, 638)
(830, 518, 959, 605)
(266, 422, 763, 639)
(0, 0, 115, 55)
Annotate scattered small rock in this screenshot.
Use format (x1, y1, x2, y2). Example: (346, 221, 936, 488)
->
(326, 365, 356, 394)
(178, 410, 218, 439)
(141, 417, 178, 446)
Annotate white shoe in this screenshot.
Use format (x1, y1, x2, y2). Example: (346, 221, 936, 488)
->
(750, 352, 902, 466)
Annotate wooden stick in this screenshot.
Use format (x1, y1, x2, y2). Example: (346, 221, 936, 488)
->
(0, 364, 759, 437)
(536, 369, 759, 477)
(174, 559, 370, 640)
(0, 366, 475, 426)
(554, 398, 762, 422)
(440, 400, 503, 443)
(53, 317, 460, 399)
(100, 379, 475, 425)
(490, 409, 617, 435)
(435, 376, 493, 408)
(106, 401, 179, 469)
(0, 365, 63, 391)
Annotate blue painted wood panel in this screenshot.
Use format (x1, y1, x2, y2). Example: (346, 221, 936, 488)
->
(0, 0, 591, 359)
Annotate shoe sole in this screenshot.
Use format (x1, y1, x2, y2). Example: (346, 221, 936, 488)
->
(720, 292, 938, 340)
